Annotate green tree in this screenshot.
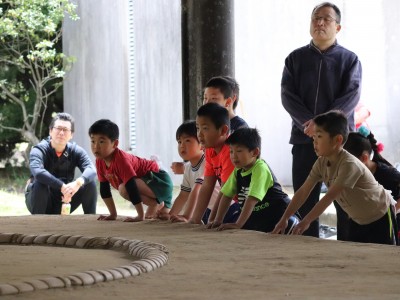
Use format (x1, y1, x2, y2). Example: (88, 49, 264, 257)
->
(0, 0, 78, 146)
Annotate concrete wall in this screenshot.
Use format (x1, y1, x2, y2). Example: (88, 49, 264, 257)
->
(63, 0, 183, 184)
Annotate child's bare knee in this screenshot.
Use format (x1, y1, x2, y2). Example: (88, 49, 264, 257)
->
(118, 184, 129, 200)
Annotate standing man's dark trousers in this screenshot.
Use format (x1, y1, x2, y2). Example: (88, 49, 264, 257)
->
(292, 143, 321, 238)
(25, 181, 97, 214)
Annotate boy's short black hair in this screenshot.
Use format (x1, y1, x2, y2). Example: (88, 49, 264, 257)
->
(226, 128, 261, 158)
(197, 102, 230, 131)
(205, 76, 235, 100)
(88, 119, 119, 141)
(50, 112, 75, 132)
(313, 110, 348, 143)
(176, 120, 198, 141)
(222, 76, 240, 110)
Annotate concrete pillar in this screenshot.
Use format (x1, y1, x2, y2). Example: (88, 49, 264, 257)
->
(181, 0, 235, 120)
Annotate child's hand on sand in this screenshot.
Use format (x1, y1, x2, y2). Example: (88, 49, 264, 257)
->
(271, 218, 288, 234)
(206, 221, 221, 229)
(156, 211, 171, 220)
(97, 214, 117, 221)
(123, 216, 145, 222)
(170, 215, 188, 223)
(291, 219, 310, 235)
(217, 223, 240, 231)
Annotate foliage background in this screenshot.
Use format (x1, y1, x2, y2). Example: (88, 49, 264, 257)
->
(0, 0, 77, 163)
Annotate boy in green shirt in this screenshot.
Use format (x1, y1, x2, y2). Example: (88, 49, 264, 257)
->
(211, 127, 299, 233)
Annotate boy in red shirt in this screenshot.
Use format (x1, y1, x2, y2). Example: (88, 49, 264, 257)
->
(189, 102, 240, 225)
(171, 76, 248, 175)
(89, 119, 173, 222)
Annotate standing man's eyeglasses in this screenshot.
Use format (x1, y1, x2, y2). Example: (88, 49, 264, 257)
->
(311, 16, 338, 24)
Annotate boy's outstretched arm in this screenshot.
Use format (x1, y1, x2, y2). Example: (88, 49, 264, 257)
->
(170, 184, 202, 222)
(207, 191, 223, 224)
(169, 191, 190, 217)
(292, 183, 343, 235)
(182, 183, 202, 220)
(272, 178, 315, 234)
(189, 176, 217, 224)
(208, 194, 232, 228)
(98, 197, 117, 220)
(98, 181, 117, 220)
(208, 179, 230, 223)
(217, 196, 258, 231)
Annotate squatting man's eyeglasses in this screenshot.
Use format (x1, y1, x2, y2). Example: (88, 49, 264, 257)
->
(52, 126, 72, 133)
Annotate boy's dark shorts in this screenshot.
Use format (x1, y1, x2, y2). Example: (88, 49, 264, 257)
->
(202, 202, 241, 225)
(141, 170, 173, 208)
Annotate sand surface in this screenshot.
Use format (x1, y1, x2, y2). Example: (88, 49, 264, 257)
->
(0, 215, 400, 299)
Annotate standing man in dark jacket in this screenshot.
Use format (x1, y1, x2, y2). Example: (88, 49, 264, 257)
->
(26, 113, 97, 214)
(281, 2, 362, 238)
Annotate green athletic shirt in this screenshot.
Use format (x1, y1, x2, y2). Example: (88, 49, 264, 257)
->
(221, 159, 273, 201)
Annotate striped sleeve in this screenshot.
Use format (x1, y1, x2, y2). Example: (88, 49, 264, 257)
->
(195, 178, 204, 185)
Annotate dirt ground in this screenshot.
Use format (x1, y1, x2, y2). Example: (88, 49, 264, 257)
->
(0, 215, 400, 299)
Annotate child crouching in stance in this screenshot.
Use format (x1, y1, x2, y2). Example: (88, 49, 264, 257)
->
(273, 111, 396, 245)
(167, 120, 207, 222)
(344, 127, 400, 242)
(210, 127, 300, 233)
(89, 119, 173, 222)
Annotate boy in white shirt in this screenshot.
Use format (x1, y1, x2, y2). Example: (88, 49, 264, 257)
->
(166, 121, 207, 222)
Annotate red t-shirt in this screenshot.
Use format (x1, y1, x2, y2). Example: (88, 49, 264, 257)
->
(96, 148, 159, 189)
(204, 144, 234, 185)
